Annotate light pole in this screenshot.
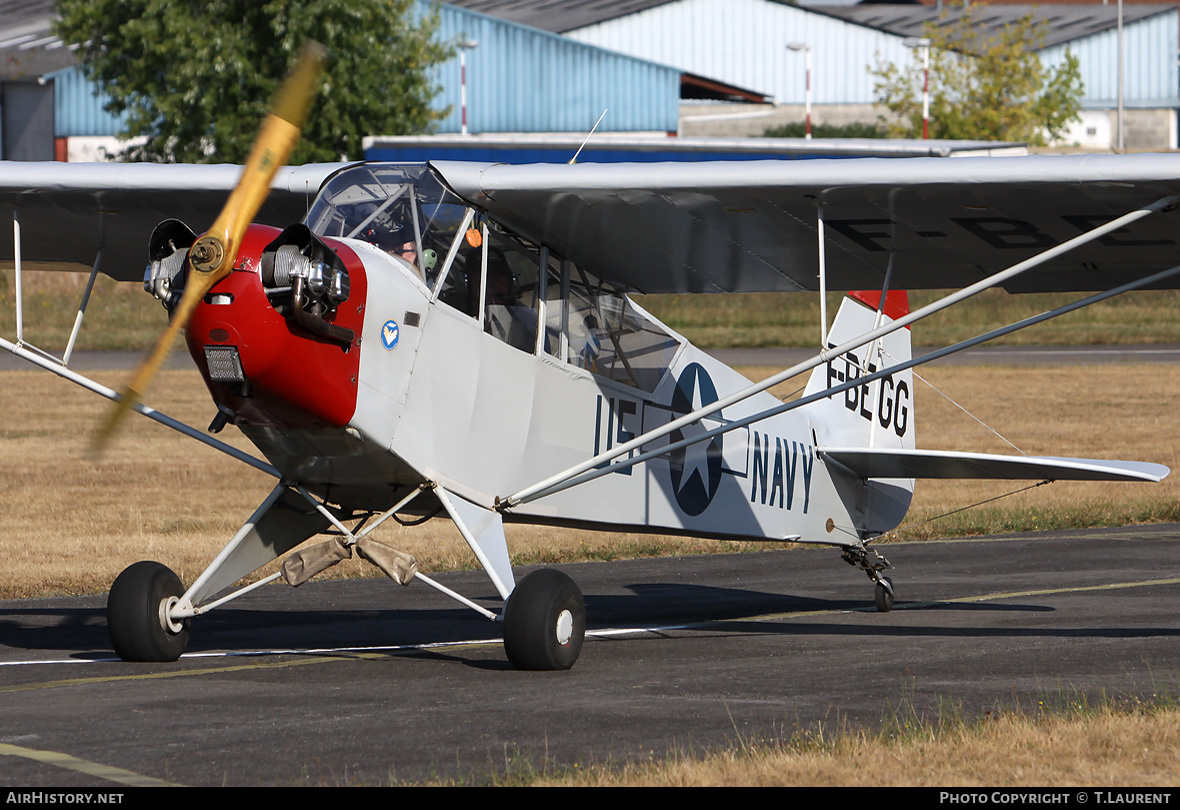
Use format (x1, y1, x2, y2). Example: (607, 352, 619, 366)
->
(1117, 0, 1125, 151)
(459, 39, 478, 136)
(903, 37, 931, 140)
(786, 43, 812, 139)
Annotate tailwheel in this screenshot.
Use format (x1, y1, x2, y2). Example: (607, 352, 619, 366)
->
(874, 576, 895, 613)
(107, 561, 190, 662)
(503, 568, 585, 671)
(842, 543, 896, 613)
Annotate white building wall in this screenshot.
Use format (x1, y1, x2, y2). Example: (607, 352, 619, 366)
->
(569, 0, 1179, 149)
(1039, 10, 1179, 109)
(567, 0, 911, 105)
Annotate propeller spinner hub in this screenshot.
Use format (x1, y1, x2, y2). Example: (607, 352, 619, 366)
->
(190, 236, 227, 275)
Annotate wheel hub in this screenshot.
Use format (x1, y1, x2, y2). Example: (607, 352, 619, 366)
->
(160, 595, 184, 635)
(555, 609, 574, 646)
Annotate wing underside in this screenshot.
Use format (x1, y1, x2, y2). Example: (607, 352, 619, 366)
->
(431, 154, 1180, 295)
(0, 162, 347, 280)
(7, 153, 1180, 291)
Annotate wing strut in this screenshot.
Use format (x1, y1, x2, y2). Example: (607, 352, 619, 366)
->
(4, 211, 281, 474)
(501, 195, 1180, 509)
(511, 260, 1180, 505)
(817, 202, 828, 346)
(1, 334, 280, 477)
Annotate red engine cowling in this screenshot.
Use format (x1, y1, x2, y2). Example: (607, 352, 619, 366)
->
(186, 224, 368, 429)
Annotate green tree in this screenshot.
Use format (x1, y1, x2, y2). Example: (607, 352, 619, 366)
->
(872, 9, 1083, 145)
(54, 0, 453, 163)
(764, 121, 886, 139)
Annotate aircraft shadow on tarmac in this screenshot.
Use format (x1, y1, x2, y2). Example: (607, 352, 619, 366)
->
(4, 578, 1174, 662)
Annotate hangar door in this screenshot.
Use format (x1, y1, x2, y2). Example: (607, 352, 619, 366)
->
(1, 80, 54, 161)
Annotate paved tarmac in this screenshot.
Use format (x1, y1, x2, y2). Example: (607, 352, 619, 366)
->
(1, 524, 1178, 786)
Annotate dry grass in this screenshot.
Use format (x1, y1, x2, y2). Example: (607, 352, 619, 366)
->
(890, 363, 1180, 538)
(534, 703, 1180, 786)
(642, 288, 1180, 348)
(0, 269, 166, 351)
(7, 269, 1180, 352)
(0, 362, 1176, 599)
(0, 367, 734, 599)
(742, 360, 1180, 537)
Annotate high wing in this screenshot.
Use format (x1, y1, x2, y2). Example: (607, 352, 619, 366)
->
(0, 161, 347, 280)
(430, 154, 1180, 295)
(8, 153, 1180, 290)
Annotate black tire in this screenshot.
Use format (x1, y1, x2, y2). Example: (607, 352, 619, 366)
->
(503, 568, 585, 671)
(875, 576, 895, 613)
(107, 561, 190, 662)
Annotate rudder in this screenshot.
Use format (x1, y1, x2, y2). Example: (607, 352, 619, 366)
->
(802, 290, 916, 535)
(803, 290, 914, 451)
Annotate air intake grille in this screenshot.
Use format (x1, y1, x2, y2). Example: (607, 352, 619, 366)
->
(204, 346, 245, 383)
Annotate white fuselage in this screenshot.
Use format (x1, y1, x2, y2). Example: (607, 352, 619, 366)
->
(328, 245, 915, 546)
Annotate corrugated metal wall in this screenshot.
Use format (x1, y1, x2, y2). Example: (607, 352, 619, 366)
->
(50, 4, 680, 137)
(569, 0, 1179, 110)
(567, 0, 913, 105)
(47, 1, 1178, 138)
(429, 2, 680, 132)
(49, 65, 127, 137)
(1040, 10, 1179, 108)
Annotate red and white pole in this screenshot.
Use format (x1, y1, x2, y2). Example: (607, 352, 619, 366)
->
(459, 39, 478, 137)
(460, 50, 469, 136)
(904, 37, 932, 140)
(787, 43, 813, 140)
(921, 44, 930, 140)
(804, 50, 812, 140)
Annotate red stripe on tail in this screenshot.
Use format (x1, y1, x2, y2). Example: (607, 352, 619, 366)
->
(849, 290, 910, 328)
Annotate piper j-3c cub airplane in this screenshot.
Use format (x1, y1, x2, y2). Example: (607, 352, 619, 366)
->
(3, 152, 1178, 670)
(2, 50, 1175, 671)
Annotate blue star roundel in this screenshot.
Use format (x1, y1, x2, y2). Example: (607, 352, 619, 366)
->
(668, 363, 723, 517)
(380, 319, 400, 350)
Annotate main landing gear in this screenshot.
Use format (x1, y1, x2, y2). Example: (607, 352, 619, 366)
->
(107, 561, 190, 661)
(105, 559, 588, 669)
(502, 568, 586, 671)
(103, 485, 589, 670)
(842, 543, 896, 613)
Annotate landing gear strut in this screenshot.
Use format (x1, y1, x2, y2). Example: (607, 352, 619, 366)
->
(503, 568, 586, 670)
(842, 543, 896, 613)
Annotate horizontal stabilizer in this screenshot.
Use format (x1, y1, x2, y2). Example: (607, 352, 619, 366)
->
(819, 447, 1169, 483)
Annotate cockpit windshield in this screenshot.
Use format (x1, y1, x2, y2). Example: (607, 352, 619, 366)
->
(304, 164, 468, 287)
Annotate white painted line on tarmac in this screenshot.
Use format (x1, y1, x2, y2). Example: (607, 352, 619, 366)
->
(2, 575, 1177, 672)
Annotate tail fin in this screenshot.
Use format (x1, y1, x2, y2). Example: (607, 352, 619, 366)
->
(803, 290, 914, 452)
(803, 290, 915, 534)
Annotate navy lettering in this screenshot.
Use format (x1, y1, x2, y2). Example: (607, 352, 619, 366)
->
(751, 432, 769, 505)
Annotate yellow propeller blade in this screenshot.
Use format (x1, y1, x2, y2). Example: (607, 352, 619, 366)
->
(94, 41, 326, 453)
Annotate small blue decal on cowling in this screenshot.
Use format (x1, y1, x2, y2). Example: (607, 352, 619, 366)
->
(381, 320, 400, 350)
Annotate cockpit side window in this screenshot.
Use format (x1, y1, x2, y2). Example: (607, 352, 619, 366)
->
(572, 266, 683, 392)
(482, 230, 542, 354)
(423, 205, 682, 391)
(433, 220, 544, 355)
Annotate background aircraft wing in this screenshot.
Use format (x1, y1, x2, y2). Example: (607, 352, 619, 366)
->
(820, 447, 1169, 483)
(431, 154, 1180, 295)
(0, 161, 347, 281)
